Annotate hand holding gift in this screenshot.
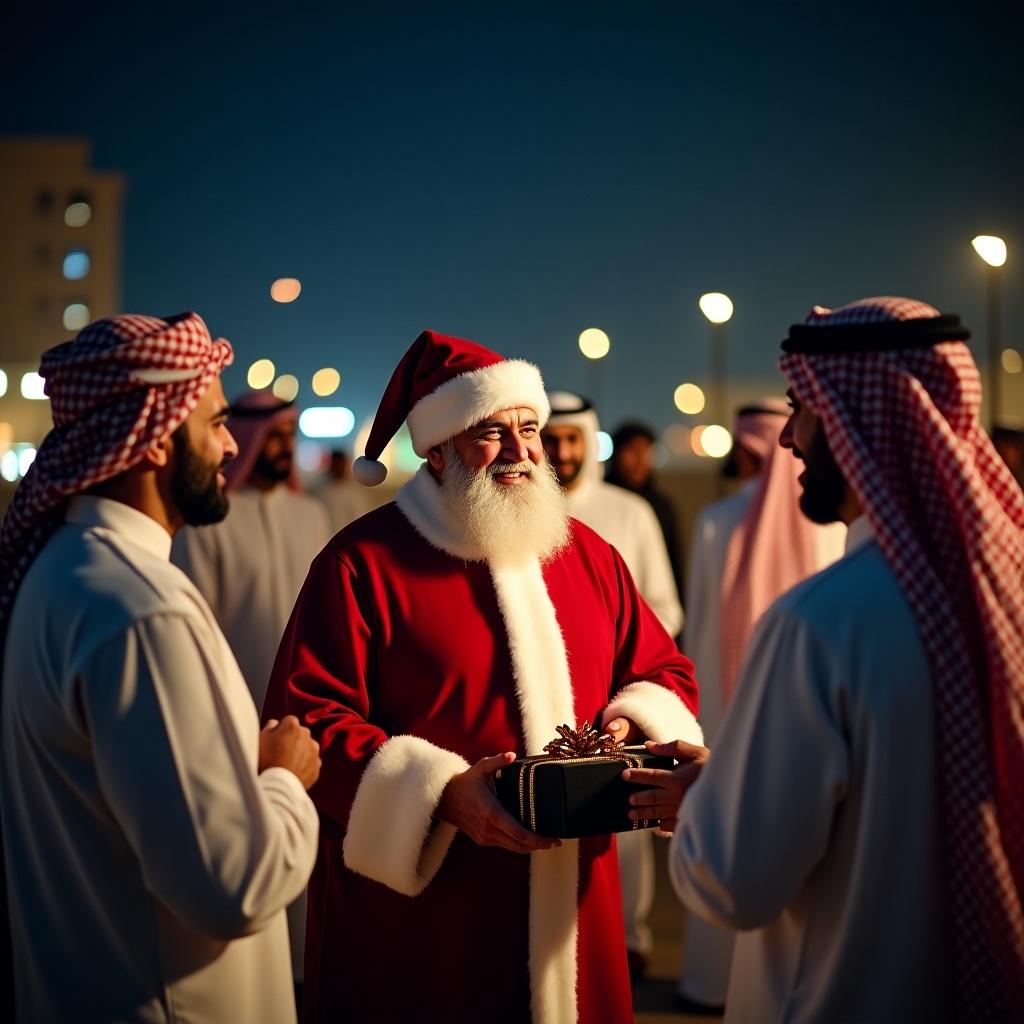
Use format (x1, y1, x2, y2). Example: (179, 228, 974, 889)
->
(622, 739, 710, 834)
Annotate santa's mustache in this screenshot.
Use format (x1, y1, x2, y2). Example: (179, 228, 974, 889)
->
(487, 460, 533, 477)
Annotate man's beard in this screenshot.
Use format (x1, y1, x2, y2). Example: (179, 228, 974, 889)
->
(553, 457, 583, 488)
(439, 442, 569, 563)
(794, 425, 847, 525)
(171, 429, 231, 526)
(253, 451, 293, 484)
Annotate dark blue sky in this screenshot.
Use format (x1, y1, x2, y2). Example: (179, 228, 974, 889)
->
(4, 2, 1021, 434)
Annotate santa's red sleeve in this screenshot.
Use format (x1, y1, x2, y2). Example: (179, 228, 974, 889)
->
(600, 546, 704, 746)
(262, 548, 469, 898)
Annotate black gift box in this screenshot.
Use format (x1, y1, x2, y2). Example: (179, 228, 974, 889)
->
(493, 744, 673, 839)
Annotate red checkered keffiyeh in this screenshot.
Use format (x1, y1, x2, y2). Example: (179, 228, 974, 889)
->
(781, 297, 1024, 1021)
(0, 312, 233, 654)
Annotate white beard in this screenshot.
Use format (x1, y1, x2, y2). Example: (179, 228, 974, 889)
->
(439, 442, 570, 564)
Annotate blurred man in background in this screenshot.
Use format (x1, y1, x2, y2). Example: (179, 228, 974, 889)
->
(317, 449, 373, 532)
(171, 387, 331, 1001)
(542, 391, 683, 981)
(606, 421, 685, 605)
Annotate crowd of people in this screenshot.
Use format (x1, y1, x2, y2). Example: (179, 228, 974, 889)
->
(0, 296, 1021, 1023)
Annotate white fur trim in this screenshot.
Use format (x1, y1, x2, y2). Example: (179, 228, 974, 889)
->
(490, 559, 578, 1024)
(602, 680, 704, 746)
(342, 735, 470, 897)
(352, 455, 387, 487)
(395, 465, 483, 561)
(406, 359, 551, 455)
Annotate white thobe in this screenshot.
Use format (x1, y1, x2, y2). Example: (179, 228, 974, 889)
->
(670, 518, 953, 1022)
(172, 485, 331, 983)
(318, 478, 373, 533)
(0, 496, 318, 1024)
(678, 483, 845, 1004)
(566, 476, 684, 957)
(171, 486, 332, 710)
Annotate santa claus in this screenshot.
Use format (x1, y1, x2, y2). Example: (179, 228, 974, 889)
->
(263, 329, 702, 1024)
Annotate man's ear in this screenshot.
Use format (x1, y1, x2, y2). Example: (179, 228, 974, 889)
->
(426, 445, 445, 473)
(141, 434, 174, 469)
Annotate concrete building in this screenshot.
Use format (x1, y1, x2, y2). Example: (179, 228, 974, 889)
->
(0, 137, 125, 508)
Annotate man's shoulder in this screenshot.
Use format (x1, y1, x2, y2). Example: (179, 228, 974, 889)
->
(593, 481, 652, 515)
(770, 538, 908, 633)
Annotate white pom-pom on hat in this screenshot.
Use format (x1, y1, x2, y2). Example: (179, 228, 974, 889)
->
(353, 456, 388, 487)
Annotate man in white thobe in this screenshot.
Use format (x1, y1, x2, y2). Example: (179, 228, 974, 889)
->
(626, 297, 1024, 1020)
(542, 391, 683, 978)
(317, 449, 374, 532)
(678, 400, 844, 1011)
(0, 312, 320, 1024)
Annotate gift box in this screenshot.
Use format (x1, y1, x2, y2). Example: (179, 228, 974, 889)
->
(493, 723, 673, 839)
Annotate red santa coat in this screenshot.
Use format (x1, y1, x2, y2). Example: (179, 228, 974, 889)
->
(263, 467, 702, 1024)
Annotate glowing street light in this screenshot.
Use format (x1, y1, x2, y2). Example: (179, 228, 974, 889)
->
(699, 292, 733, 424)
(971, 235, 1007, 426)
(578, 327, 611, 411)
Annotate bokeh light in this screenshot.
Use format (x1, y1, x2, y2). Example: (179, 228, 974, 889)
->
(673, 382, 705, 415)
(20, 372, 47, 400)
(1001, 348, 1022, 375)
(272, 374, 300, 401)
(298, 406, 355, 438)
(62, 303, 90, 331)
(971, 235, 1007, 268)
(312, 367, 341, 397)
(578, 328, 611, 360)
(64, 201, 92, 227)
(247, 359, 276, 389)
(270, 278, 302, 302)
(596, 431, 613, 462)
(701, 424, 733, 458)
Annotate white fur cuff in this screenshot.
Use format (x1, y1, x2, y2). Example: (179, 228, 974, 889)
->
(343, 736, 470, 897)
(602, 681, 704, 746)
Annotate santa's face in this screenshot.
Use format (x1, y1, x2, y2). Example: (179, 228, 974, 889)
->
(448, 407, 544, 486)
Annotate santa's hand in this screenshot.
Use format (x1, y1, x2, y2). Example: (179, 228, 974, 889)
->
(621, 739, 709, 834)
(437, 752, 561, 854)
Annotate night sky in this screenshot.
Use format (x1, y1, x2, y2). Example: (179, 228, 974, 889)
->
(4, 2, 1022, 436)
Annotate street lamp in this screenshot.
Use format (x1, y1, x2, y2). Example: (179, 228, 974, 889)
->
(971, 235, 1007, 427)
(578, 328, 611, 411)
(698, 292, 733, 425)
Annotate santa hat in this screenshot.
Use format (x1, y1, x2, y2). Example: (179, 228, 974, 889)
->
(353, 330, 551, 486)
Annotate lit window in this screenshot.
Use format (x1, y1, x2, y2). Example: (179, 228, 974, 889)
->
(63, 250, 90, 280)
(63, 303, 90, 331)
(64, 200, 92, 228)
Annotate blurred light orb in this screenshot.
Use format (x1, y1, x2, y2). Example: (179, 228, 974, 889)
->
(312, 367, 341, 397)
(701, 424, 733, 458)
(689, 425, 707, 457)
(270, 278, 302, 303)
(663, 424, 690, 455)
(272, 374, 300, 402)
(62, 303, 90, 331)
(0, 450, 18, 483)
(247, 359, 276, 389)
(971, 235, 1007, 268)
(64, 201, 92, 227)
(698, 292, 734, 324)
(596, 431, 613, 462)
(18, 447, 36, 477)
(299, 407, 355, 439)
(578, 328, 611, 360)
(21, 372, 47, 400)
(673, 382, 705, 415)
(296, 440, 327, 473)
(0, 370, 7, 398)
(1001, 348, 1022, 375)
(62, 250, 90, 280)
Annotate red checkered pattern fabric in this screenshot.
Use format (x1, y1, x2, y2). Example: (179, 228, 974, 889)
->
(0, 312, 233, 652)
(781, 296, 1024, 1021)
